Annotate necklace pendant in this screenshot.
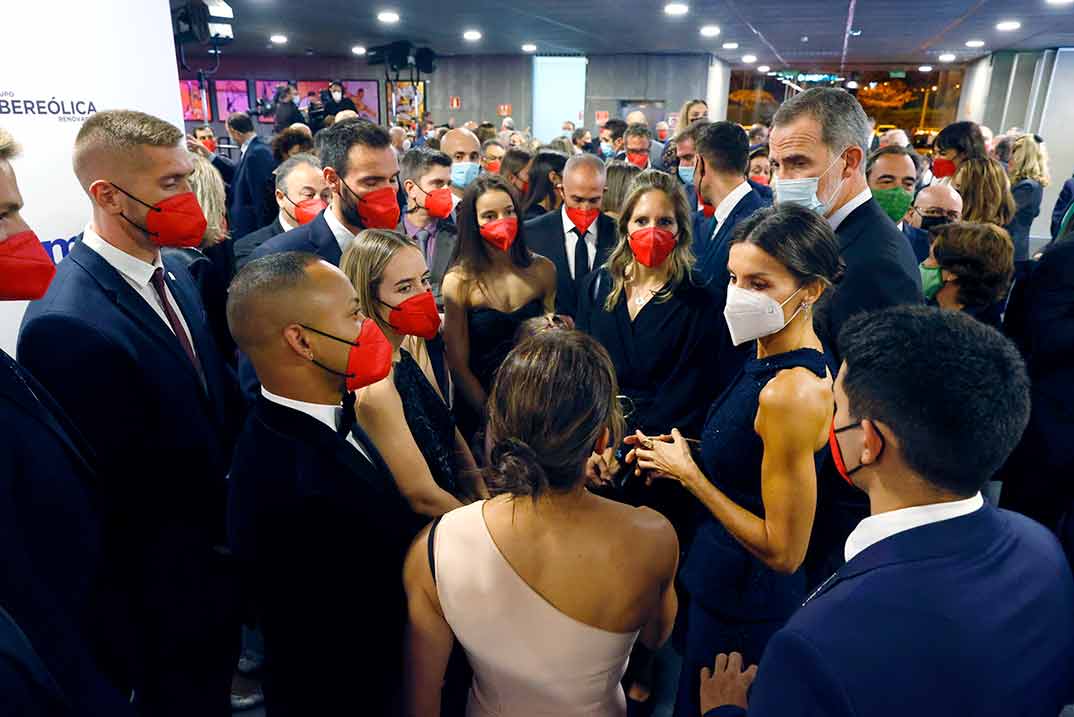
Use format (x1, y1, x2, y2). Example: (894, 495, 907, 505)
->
(634, 296, 646, 306)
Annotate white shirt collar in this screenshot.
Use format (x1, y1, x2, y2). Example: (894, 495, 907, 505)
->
(261, 386, 342, 435)
(844, 492, 984, 562)
(561, 204, 597, 242)
(81, 224, 162, 287)
(240, 135, 254, 157)
(827, 186, 873, 231)
(714, 180, 752, 227)
(323, 206, 356, 254)
(278, 210, 297, 232)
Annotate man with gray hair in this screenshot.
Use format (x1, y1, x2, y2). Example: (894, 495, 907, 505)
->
(525, 153, 616, 317)
(770, 87, 921, 589)
(233, 153, 330, 271)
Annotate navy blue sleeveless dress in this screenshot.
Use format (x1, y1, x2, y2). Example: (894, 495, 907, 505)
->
(673, 347, 833, 717)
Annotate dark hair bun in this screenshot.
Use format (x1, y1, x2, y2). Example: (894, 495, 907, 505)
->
(484, 438, 549, 498)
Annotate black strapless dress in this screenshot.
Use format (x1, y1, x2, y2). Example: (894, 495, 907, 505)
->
(394, 348, 459, 497)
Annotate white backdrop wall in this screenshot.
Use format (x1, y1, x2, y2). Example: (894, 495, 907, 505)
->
(1, 1, 183, 354)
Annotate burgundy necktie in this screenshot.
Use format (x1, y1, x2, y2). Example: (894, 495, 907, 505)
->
(149, 267, 205, 382)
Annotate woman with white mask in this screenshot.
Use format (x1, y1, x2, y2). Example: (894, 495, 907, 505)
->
(626, 203, 844, 717)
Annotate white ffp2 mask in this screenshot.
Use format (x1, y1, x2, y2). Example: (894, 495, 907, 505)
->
(723, 284, 804, 346)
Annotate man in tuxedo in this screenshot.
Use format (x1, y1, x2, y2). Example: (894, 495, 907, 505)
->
(0, 128, 134, 716)
(189, 111, 277, 240)
(866, 145, 929, 262)
(233, 153, 330, 271)
(702, 307, 1074, 717)
(226, 252, 421, 716)
(398, 146, 458, 308)
(525, 153, 616, 318)
(18, 110, 242, 717)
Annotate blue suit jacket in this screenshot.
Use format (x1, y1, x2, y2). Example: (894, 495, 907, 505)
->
(710, 506, 1074, 717)
(901, 222, 931, 263)
(249, 210, 340, 266)
(694, 187, 770, 289)
(17, 240, 242, 691)
(212, 136, 277, 240)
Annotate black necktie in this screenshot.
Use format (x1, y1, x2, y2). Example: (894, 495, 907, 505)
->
(572, 227, 590, 292)
(337, 391, 357, 437)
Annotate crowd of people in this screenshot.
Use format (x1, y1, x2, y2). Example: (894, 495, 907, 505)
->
(2, 81, 1074, 717)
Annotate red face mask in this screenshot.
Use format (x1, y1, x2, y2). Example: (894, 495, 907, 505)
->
(303, 319, 393, 392)
(626, 152, 649, 169)
(932, 157, 957, 178)
(480, 217, 518, 252)
(416, 185, 453, 219)
(566, 206, 600, 235)
(657, 129, 669, 142)
(486, 160, 501, 174)
(113, 184, 207, 248)
(749, 174, 770, 186)
(519, 179, 530, 196)
(700, 199, 716, 218)
(355, 185, 402, 229)
(382, 290, 441, 339)
(629, 227, 676, 267)
(0, 230, 56, 301)
(829, 418, 881, 487)
(201, 137, 217, 154)
(287, 196, 328, 225)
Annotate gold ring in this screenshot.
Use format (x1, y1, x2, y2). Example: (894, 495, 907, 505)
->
(642, 437, 654, 450)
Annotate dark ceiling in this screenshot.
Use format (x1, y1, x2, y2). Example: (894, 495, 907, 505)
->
(177, 0, 1074, 69)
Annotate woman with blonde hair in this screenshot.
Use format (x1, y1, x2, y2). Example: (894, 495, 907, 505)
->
(953, 157, 1017, 242)
(1006, 134, 1050, 261)
(677, 98, 709, 126)
(600, 160, 642, 221)
(340, 229, 485, 520)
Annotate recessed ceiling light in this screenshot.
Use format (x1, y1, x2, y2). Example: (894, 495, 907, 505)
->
(846, 80, 859, 89)
(269, 34, 287, 44)
(722, 41, 739, 49)
(1047, 0, 1074, 5)
(521, 43, 537, 53)
(742, 54, 757, 64)
(965, 39, 985, 48)
(757, 65, 770, 73)
(938, 53, 956, 62)
(700, 25, 721, 37)
(377, 10, 400, 23)
(352, 45, 367, 55)
(463, 29, 482, 41)
(664, 3, 689, 16)
(919, 65, 933, 72)
(996, 20, 1021, 31)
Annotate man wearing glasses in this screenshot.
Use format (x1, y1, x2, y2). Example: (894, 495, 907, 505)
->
(904, 183, 964, 262)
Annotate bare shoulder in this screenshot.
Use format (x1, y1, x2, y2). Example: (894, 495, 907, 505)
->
(601, 500, 679, 573)
(531, 254, 557, 282)
(759, 366, 831, 419)
(355, 374, 403, 423)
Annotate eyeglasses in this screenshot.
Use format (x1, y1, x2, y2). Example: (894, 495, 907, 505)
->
(912, 206, 961, 222)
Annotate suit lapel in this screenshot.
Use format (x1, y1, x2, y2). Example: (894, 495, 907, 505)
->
(595, 214, 617, 266)
(162, 255, 219, 404)
(432, 221, 457, 280)
(312, 213, 343, 266)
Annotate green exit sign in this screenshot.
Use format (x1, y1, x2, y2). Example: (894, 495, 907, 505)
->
(889, 70, 907, 78)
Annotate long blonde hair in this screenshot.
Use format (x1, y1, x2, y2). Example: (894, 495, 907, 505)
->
(189, 154, 228, 248)
(339, 228, 419, 336)
(954, 158, 1016, 227)
(603, 170, 695, 312)
(1008, 133, 1050, 187)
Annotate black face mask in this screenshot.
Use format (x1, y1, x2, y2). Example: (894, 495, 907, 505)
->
(919, 214, 949, 233)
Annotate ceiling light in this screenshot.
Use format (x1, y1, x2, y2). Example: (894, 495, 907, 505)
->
(996, 20, 1021, 31)
(1046, 0, 1074, 5)
(846, 80, 859, 89)
(965, 39, 985, 48)
(700, 25, 721, 37)
(919, 65, 933, 72)
(938, 53, 956, 62)
(757, 65, 770, 73)
(352, 45, 366, 55)
(742, 54, 757, 64)
(521, 43, 537, 53)
(722, 41, 739, 49)
(463, 29, 482, 41)
(269, 34, 287, 44)
(664, 3, 689, 16)
(377, 10, 400, 23)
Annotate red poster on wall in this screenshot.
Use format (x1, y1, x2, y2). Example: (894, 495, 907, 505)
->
(497, 104, 512, 117)
(595, 110, 609, 125)
(449, 96, 462, 110)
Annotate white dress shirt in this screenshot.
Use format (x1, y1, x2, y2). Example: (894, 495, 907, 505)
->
(711, 180, 754, 240)
(260, 386, 372, 463)
(323, 207, 357, 256)
(81, 225, 197, 357)
(827, 187, 873, 232)
(844, 492, 984, 562)
(277, 210, 297, 233)
(239, 135, 254, 158)
(561, 205, 599, 279)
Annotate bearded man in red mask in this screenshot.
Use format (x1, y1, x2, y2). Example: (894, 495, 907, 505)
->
(18, 110, 245, 717)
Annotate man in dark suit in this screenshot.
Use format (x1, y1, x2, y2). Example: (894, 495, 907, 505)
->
(190, 112, 276, 241)
(398, 146, 459, 309)
(1051, 173, 1074, 239)
(18, 110, 242, 717)
(866, 145, 933, 263)
(226, 252, 422, 716)
(702, 307, 1074, 717)
(232, 153, 330, 272)
(0, 128, 135, 716)
(903, 182, 964, 263)
(525, 153, 616, 318)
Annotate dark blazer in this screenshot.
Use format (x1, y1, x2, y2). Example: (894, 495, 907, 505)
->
(710, 506, 1074, 717)
(17, 241, 242, 712)
(525, 209, 617, 317)
(233, 216, 284, 272)
(212, 136, 277, 241)
(695, 187, 770, 289)
(0, 352, 135, 716)
(901, 222, 932, 263)
(164, 246, 236, 366)
(273, 102, 304, 134)
(0, 604, 68, 717)
(747, 178, 773, 203)
(228, 396, 422, 716)
(816, 197, 922, 363)
(1008, 178, 1043, 261)
(1051, 176, 1074, 239)
(249, 210, 340, 266)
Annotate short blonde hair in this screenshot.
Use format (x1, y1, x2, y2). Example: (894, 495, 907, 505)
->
(1008, 133, 1050, 188)
(339, 229, 420, 335)
(603, 170, 695, 312)
(0, 128, 20, 161)
(73, 110, 183, 189)
(189, 155, 228, 248)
